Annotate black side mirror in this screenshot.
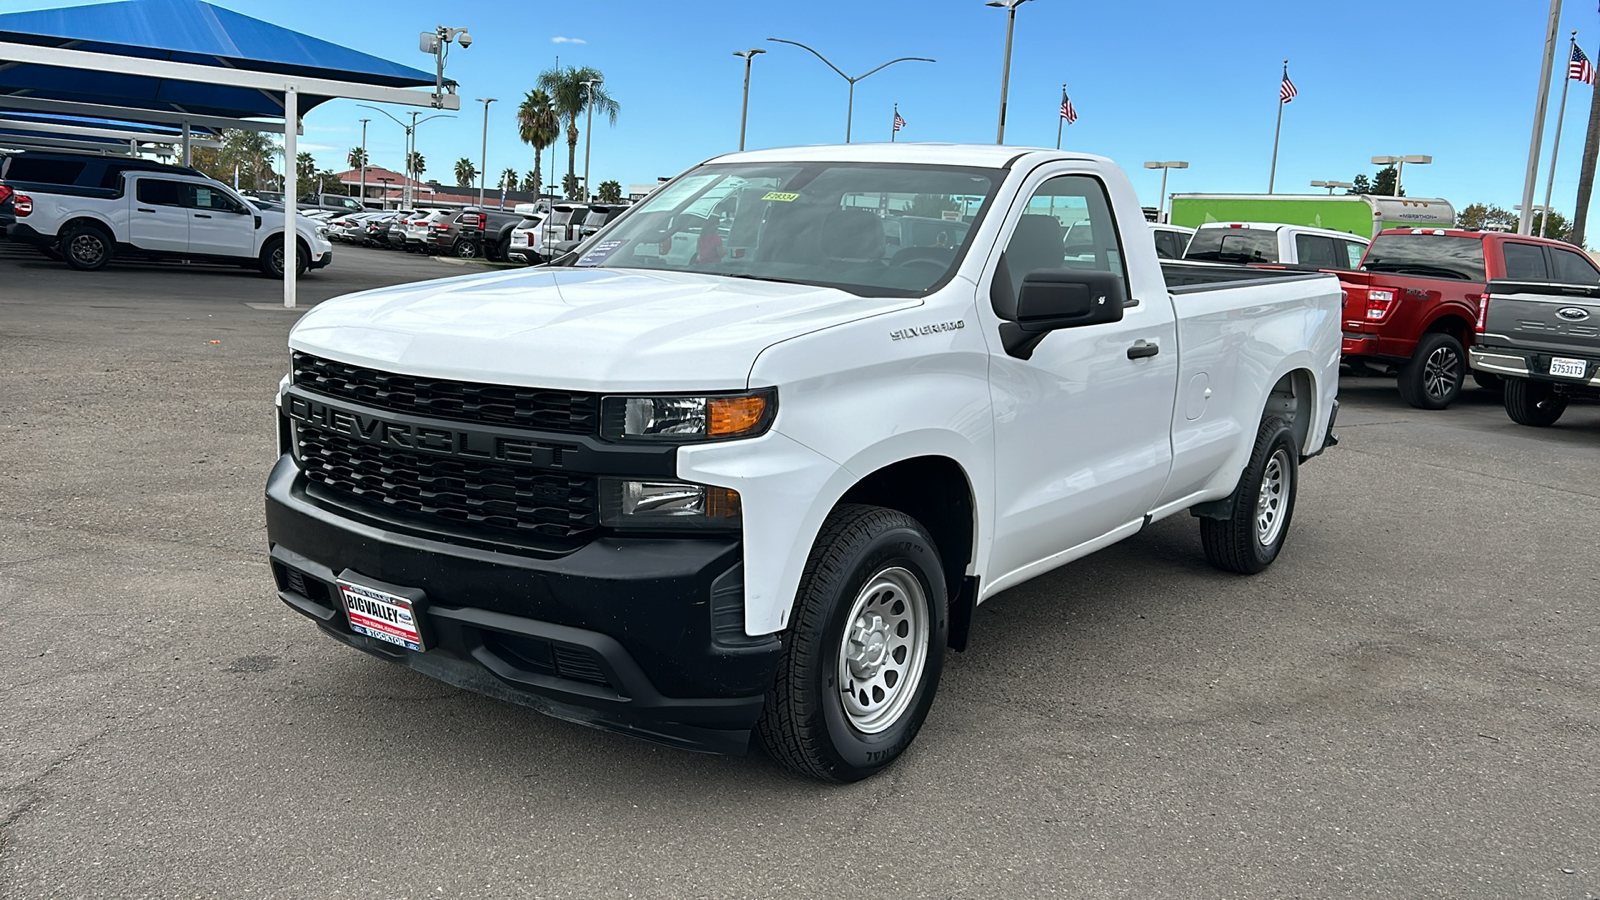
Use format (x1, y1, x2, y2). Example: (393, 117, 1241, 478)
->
(1000, 269, 1126, 359)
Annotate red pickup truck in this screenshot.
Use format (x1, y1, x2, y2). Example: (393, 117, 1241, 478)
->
(1339, 229, 1600, 408)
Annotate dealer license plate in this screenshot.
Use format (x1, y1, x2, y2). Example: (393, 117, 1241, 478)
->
(338, 579, 426, 651)
(1550, 357, 1588, 379)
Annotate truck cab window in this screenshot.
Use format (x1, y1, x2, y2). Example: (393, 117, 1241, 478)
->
(999, 174, 1128, 311)
(1294, 234, 1337, 269)
(1502, 242, 1549, 281)
(136, 179, 185, 207)
(1549, 246, 1600, 285)
(187, 184, 245, 214)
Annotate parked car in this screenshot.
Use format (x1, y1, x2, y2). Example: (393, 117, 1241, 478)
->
(384, 209, 420, 250)
(1183, 222, 1369, 270)
(1467, 253, 1600, 426)
(1338, 228, 1600, 409)
(506, 213, 545, 264)
(359, 213, 397, 247)
(404, 210, 450, 252)
(1, 150, 330, 276)
(421, 207, 524, 259)
(1150, 223, 1195, 260)
(266, 143, 1341, 782)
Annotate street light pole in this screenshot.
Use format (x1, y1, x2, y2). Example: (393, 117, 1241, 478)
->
(1311, 180, 1355, 195)
(582, 78, 602, 203)
(734, 49, 765, 151)
(987, 0, 1032, 144)
(476, 98, 496, 206)
(358, 117, 369, 208)
(1371, 154, 1431, 196)
(767, 38, 935, 143)
(1143, 161, 1188, 223)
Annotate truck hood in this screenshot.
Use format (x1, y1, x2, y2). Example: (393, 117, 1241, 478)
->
(289, 267, 920, 391)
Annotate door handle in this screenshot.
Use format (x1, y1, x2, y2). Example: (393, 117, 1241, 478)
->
(1127, 340, 1160, 360)
(193, 213, 212, 219)
(137, 207, 156, 213)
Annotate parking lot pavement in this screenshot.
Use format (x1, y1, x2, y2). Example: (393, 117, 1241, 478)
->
(1, 252, 1597, 898)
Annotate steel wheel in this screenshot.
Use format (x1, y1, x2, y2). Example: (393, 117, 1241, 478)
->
(836, 566, 929, 735)
(1422, 344, 1461, 401)
(69, 232, 106, 266)
(1255, 448, 1292, 547)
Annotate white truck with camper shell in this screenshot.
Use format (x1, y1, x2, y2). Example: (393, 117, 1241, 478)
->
(266, 143, 1341, 782)
(1, 151, 330, 276)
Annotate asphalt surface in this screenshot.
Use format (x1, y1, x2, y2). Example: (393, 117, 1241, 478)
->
(1, 243, 1597, 899)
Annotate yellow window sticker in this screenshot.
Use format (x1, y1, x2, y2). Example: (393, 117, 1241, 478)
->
(762, 191, 800, 202)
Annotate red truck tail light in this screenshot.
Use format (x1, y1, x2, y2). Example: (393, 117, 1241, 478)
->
(1474, 294, 1488, 334)
(1365, 289, 1396, 321)
(464, 213, 486, 230)
(0, 185, 11, 206)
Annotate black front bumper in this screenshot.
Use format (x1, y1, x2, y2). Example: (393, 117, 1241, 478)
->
(311, 250, 333, 270)
(265, 455, 781, 755)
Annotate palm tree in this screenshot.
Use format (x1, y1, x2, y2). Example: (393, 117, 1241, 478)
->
(216, 129, 281, 190)
(516, 89, 560, 197)
(347, 147, 367, 169)
(406, 151, 426, 181)
(500, 167, 520, 193)
(454, 157, 477, 188)
(534, 67, 618, 197)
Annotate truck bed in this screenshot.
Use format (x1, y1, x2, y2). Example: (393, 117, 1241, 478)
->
(1161, 260, 1333, 292)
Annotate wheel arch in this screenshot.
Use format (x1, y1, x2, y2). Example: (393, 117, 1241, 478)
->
(1423, 313, 1473, 345)
(836, 455, 978, 651)
(58, 215, 115, 241)
(1261, 367, 1317, 458)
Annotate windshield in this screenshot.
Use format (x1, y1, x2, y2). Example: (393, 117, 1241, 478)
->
(572, 162, 1002, 296)
(1184, 227, 1279, 264)
(1363, 234, 1485, 281)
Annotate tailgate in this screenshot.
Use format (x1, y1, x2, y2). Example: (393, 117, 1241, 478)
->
(1483, 279, 1600, 356)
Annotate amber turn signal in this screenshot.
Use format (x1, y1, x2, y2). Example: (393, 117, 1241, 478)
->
(709, 395, 769, 437)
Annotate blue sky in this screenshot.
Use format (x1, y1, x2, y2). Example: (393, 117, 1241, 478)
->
(7, 0, 1599, 217)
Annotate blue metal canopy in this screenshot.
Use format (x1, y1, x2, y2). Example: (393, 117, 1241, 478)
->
(0, 0, 435, 120)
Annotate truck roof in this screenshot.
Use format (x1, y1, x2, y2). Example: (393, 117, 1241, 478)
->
(705, 142, 1104, 170)
(1372, 227, 1578, 249)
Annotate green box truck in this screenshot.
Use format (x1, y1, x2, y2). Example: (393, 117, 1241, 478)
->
(1169, 193, 1455, 239)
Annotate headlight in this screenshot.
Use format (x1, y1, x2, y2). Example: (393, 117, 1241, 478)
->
(601, 390, 776, 442)
(600, 479, 741, 531)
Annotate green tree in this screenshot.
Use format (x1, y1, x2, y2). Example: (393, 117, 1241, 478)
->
(521, 170, 539, 193)
(1346, 167, 1402, 197)
(295, 151, 318, 192)
(500, 167, 520, 192)
(406, 151, 426, 181)
(317, 171, 349, 196)
(535, 66, 619, 196)
(516, 88, 560, 197)
(189, 129, 281, 190)
(454, 157, 478, 188)
(562, 172, 582, 201)
(909, 193, 959, 218)
(596, 179, 622, 203)
(347, 146, 367, 169)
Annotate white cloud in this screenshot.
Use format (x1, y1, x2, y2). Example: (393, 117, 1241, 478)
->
(551, 36, 586, 44)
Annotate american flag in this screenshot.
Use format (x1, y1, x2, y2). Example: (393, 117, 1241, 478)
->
(893, 109, 906, 133)
(1280, 72, 1297, 103)
(1572, 43, 1595, 85)
(1060, 91, 1078, 125)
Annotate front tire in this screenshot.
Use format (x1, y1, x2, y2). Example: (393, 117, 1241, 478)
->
(258, 236, 311, 278)
(59, 223, 113, 271)
(1200, 416, 1299, 575)
(757, 505, 948, 782)
(1503, 377, 1567, 427)
(1397, 332, 1465, 410)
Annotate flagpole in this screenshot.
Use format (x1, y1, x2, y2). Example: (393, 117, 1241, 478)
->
(1056, 83, 1066, 149)
(1543, 31, 1579, 237)
(1521, 0, 1565, 234)
(892, 103, 898, 142)
(1268, 59, 1287, 194)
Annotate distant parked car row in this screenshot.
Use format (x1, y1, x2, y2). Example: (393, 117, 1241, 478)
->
(324, 207, 535, 262)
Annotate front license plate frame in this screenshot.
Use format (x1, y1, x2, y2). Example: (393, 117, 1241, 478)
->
(336, 572, 428, 652)
(1550, 357, 1587, 379)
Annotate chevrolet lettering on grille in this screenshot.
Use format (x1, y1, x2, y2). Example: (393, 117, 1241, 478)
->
(285, 393, 564, 467)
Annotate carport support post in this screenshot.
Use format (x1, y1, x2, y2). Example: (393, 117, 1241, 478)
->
(180, 119, 191, 166)
(283, 86, 298, 309)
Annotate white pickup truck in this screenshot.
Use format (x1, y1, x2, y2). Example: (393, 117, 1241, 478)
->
(1, 153, 330, 276)
(266, 144, 1341, 781)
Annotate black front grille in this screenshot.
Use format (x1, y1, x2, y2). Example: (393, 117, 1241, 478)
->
(293, 352, 599, 435)
(297, 427, 598, 538)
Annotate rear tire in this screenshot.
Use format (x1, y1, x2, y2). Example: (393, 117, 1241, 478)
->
(756, 504, 947, 782)
(452, 238, 480, 259)
(1397, 332, 1465, 410)
(1200, 416, 1298, 575)
(1503, 377, 1567, 427)
(59, 223, 113, 271)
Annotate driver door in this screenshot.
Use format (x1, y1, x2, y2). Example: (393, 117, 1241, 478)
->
(981, 169, 1179, 585)
(184, 183, 255, 258)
